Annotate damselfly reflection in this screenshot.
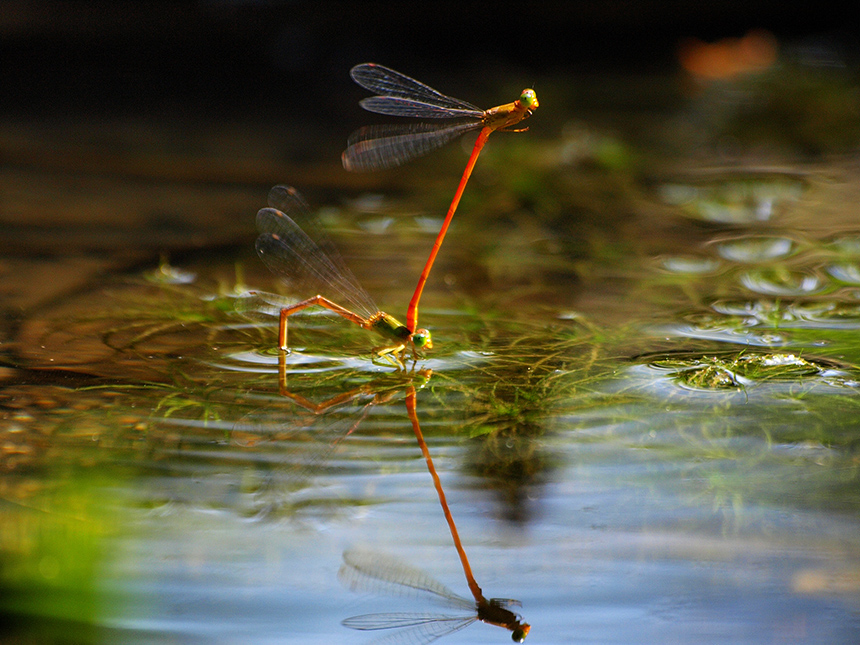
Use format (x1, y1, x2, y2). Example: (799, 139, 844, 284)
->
(234, 370, 431, 518)
(339, 383, 530, 643)
(340, 550, 529, 644)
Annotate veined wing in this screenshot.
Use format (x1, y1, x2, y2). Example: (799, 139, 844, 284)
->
(343, 121, 482, 172)
(350, 63, 481, 114)
(255, 186, 379, 319)
(342, 612, 475, 645)
(339, 549, 474, 609)
(359, 96, 483, 120)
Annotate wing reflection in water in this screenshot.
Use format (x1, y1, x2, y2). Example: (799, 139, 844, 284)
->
(339, 549, 529, 645)
(339, 381, 530, 644)
(236, 367, 432, 518)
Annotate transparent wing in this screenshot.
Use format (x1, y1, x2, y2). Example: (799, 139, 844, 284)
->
(359, 96, 483, 120)
(339, 549, 473, 609)
(254, 185, 378, 319)
(342, 613, 475, 645)
(489, 597, 523, 610)
(342, 122, 482, 172)
(350, 63, 482, 114)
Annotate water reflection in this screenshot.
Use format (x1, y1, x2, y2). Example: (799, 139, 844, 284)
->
(711, 235, 796, 263)
(738, 267, 825, 296)
(229, 366, 433, 518)
(7, 49, 860, 644)
(657, 255, 722, 275)
(638, 349, 858, 391)
(229, 364, 535, 642)
(825, 233, 860, 256)
(339, 378, 530, 644)
(825, 261, 860, 285)
(646, 169, 860, 354)
(340, 550, 529, 645)
(658, 172, 805, 224)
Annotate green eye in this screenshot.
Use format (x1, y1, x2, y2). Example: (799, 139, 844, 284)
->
(519, 89, 538, 109)
(412, 329, 432, 349)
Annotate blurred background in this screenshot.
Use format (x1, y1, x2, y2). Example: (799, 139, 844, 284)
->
(2, 1, 856, 117)
(2, 1, 857, 257)
(2, 1, 856, 166)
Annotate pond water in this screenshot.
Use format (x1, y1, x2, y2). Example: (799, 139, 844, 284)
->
(2, 60, 860, 645)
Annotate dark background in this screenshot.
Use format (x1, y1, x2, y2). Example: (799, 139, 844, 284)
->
(1, 1, 856, 122)
(0, 0, 857, 252)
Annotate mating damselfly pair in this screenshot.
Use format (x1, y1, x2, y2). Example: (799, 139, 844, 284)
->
(254, 63, 539, 368)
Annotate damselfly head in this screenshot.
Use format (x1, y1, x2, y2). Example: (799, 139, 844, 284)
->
(511, 624, 531, 642)
(411, 328, 432, 350)
(518, 89, 539, 111)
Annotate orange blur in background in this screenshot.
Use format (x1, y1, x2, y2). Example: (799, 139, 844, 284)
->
(678, 29, 778, 81)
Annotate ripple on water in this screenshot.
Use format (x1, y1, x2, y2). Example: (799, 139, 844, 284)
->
(213, 347, 369, 374)
(636, 350, 860, 392)
(709, 299, 798, 325)
(712, 235, 796, 263)
(647, 320, 788, 347)
(826, 262, 860, 285)
(208, 345, 492, 377)
(790, 301, 860, 329)
(658, 255, 722, 275)
(706, 298, 860, 332)
(658, 172, 806, 224)
(825, 233, 860, 256)
(738, 267, 826, 296)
